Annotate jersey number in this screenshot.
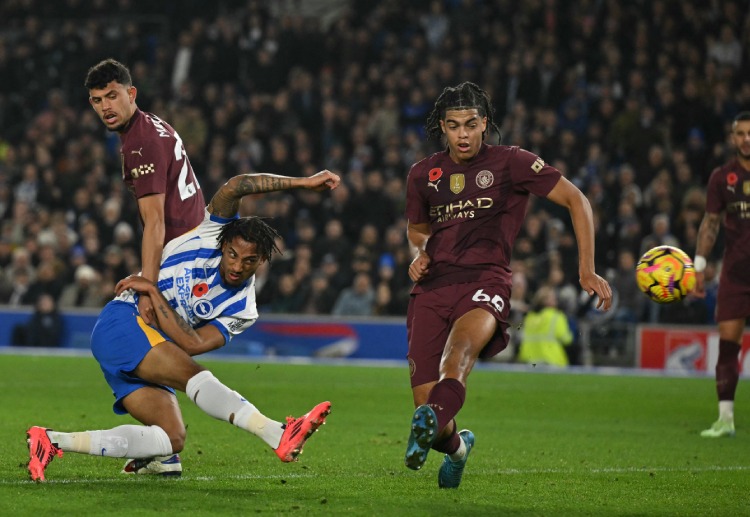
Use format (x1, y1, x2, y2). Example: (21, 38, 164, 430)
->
(173, 133, 201, 201)
(471, 289, 505, 314)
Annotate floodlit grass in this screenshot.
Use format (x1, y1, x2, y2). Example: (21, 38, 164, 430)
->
(1, 353, 748, 516)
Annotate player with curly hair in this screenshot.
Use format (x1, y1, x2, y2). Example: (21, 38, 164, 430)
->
(403, 82, 611, 488)
(26, 170, 340, 481)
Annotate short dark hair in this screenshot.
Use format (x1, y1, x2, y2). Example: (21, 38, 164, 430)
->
(84, 59, 132, 90)
(218, 217, 282, 262)
(733, 111, 750, 124)
(424, 82, 502, 142)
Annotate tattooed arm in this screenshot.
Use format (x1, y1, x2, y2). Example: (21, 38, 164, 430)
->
(696, 212, 721, 257)
(115, 275, 226, 356)
(208, 170, 340, 218)
(693, 211, 722, 297)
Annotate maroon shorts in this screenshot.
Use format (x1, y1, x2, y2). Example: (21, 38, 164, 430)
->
(406, 281, 511, 387)
(716, 279, 750, 322)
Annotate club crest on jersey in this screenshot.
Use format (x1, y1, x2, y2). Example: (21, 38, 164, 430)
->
(450, 174, 465, 194)
(193, 299, 213, 318)
(130, 163, 155, 179)
(476, 170, 494, 189)
(531, 157, 545, 173)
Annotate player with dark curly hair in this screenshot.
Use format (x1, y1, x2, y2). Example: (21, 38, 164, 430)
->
(26, 170, 340, 482)
(403, 82, 611, 488)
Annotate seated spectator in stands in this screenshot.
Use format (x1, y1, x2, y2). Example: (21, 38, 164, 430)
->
(347, 245, 373, 286)
(332, 272, 375, 317)
(268, 273, 306, 314)
(58, 264, 103, 309)
(22, 262, 64, 306)
(639, 212, 680, 257)
(312, 218, 351, 265)
(610, 249, 646, 323)
(11, 294, 63, 347)
(301, 272, 338, 315)
(1, 266, 33, 306)
(373, 280, 393, 316)
(319, 253, 349, 292)
(517, 286, 574, 367)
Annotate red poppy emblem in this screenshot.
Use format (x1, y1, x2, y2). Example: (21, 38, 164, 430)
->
(728, 172, 738, 186)
(428, 168, 443, 182)
(192, 283, 209, 297)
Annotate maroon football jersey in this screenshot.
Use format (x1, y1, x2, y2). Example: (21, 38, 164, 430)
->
(405, 144, 561, 293)
(120, 109, 205, 244)
(705, 158, 750, 285)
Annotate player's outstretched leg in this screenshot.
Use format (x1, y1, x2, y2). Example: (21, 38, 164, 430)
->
(438, 429, 474, 488)
(26, 427, 63, 482)
(122, 454, 183, 476)
(700, 418, 735, 438)
(274, 401, 331, 462)
(404, 405, 438, 470)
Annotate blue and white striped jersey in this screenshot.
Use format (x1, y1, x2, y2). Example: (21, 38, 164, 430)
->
(115, 209, 259, 344)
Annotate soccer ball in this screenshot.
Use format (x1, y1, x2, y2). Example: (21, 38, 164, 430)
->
(635, 245, 696, 303)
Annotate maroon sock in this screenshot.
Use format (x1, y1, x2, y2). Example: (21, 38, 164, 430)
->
(432, 425, 461, 455)
(426, 378, 466, 433)
(716, 339, 741, 401)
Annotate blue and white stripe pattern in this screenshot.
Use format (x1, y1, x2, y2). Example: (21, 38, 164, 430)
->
(115, 209, 258, 344)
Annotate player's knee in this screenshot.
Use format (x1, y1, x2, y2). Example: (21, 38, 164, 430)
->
(169, 432, 186, 453)
(165, 425, 187, 453)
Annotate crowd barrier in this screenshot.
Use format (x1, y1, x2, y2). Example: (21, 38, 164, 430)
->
(0, 308, 408, 360)
(3, 308, 748, 373)
(636, 324, 750, 373)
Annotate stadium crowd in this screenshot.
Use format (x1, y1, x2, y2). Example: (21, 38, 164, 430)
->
(0, 0, 748, 344)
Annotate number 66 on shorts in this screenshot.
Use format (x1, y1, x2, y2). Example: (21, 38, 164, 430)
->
(406, 280, 511, 386)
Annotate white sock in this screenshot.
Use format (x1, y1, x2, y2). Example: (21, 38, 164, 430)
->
(233, 403, 284, 448)
(719, 401, 734, 422)
(47, 425, 172, 458)
(449, 435, 467, 462)
(185, 370, 281, 447)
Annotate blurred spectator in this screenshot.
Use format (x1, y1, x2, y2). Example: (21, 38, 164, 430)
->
(301, 272, 338, 315)
(22, 262, 63, 305)
(268, 273, 305, 314)
(11, 293, 63, 347)
(639, 213, 680, 256)
(332, 272, 375, 316)
(609, 249, 645, 324)
(58, 264, 102, 309)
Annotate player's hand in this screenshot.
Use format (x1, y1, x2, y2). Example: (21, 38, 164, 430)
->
(115, 274, 155, 295)
(305, 170, 340, 191)
(408, 250, 431, 283)
(115, 275, 157, 323)
(691, 271, 706, 298)
(579, 271, 612, 311)
(137, 295, 156, 325)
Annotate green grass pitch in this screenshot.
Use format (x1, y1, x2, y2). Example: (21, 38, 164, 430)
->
(1, 353, 748, 516)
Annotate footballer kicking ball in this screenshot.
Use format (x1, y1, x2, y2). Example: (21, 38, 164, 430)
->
(635, 245, 696, 303)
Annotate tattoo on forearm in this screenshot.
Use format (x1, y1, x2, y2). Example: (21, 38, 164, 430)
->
(705, 219, 719, 244)
(156, 301, 199, 338)
(697, 216, 720, 254)
(234, 175, 292, 195)
(209, 174, 294, 217)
